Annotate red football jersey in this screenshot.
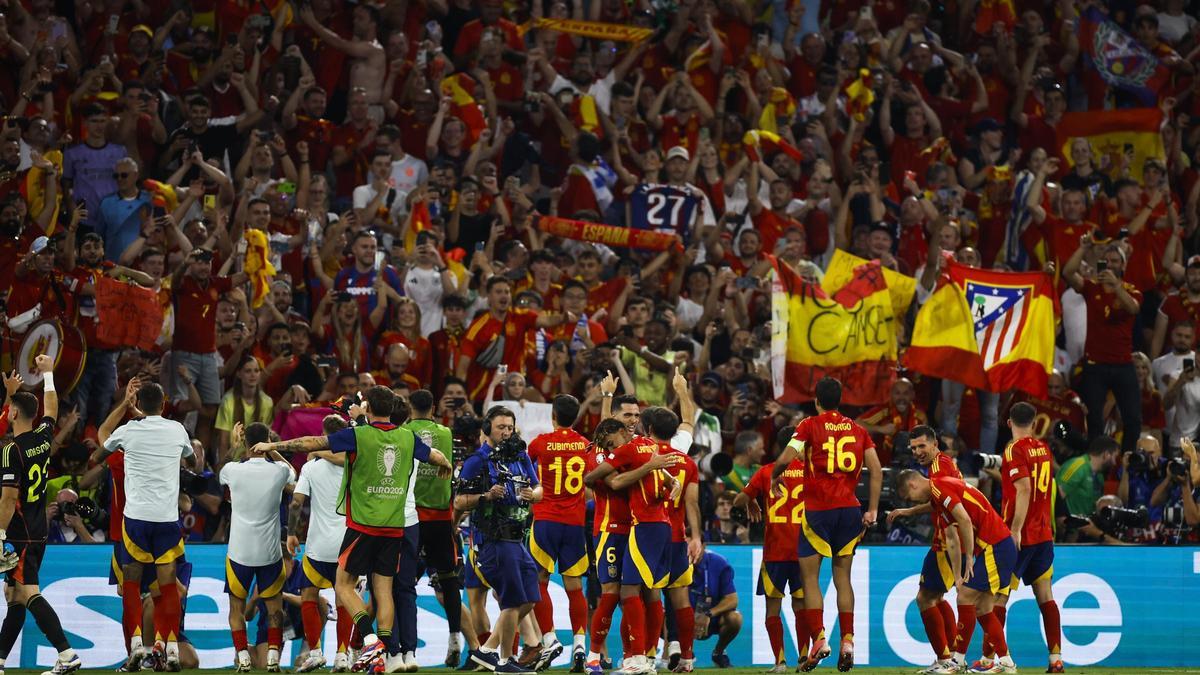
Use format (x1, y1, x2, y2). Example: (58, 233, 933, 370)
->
(605, 437, 670, 525)
(930, 475, 1011, 553)
(742, 461, 805, 562)
(663, 449, 699, 543)
(928, 453, 962, 552)
(592, 445, 631, 536)
(528, 427, 592, 527)
(788, 411, 874, 511)
(1000, 436, 1055, 546)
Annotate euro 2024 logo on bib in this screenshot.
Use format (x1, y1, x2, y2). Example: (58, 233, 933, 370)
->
(378, 445, 398, 486)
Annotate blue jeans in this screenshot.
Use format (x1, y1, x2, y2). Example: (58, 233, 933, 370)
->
(393, 524, 420, 653)
(941, 379, 1000, 454)
(73, 349, 117, 429)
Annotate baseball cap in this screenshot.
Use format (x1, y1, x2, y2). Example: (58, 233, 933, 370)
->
(700, 371, 724, 387)
(31, 236, 50, 254)
(132, 24, 153, 38)
(666, 146, 690, 162)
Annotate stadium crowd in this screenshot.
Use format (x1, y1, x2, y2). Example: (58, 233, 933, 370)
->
(0, 0, 1199, 567)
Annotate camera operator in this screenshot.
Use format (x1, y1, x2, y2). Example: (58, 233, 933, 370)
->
(1056, 436, 1119, 533)
(1119, 434, 1168, 517)
(1073, 495, 1142, 544)
(46, 489, 104, 543)
(455, 406, 544, 672)
(1150, 438, 1200, 544)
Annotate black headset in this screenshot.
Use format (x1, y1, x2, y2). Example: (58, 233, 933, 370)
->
(482, 405, 513, 437)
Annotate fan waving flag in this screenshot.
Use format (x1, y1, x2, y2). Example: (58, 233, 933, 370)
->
(1057, 108, 1165, 182)
(906, 259, 1058, 397)
(772, 258, 909, 406)
(1077, 6, 1169, 107)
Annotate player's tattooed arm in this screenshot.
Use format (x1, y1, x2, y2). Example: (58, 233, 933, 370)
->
(252, 435, 331, 456)
(286, 493, 306, 554)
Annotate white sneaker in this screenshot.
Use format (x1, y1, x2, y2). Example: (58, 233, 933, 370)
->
(385, 653, 406, 674)
(403, 652, 419, 672)
(332, 652, 351, 672)
(446, 634, 463, 668)
(236, 650, 252, 673)
(919, 661, 960, 675)
(41, 653, 82, 675)
(298, 649, 328, 672)
(123, 645, 147, 673)
(618, 656, 653, 675)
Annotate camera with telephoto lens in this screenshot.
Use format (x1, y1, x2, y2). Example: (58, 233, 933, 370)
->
(1094, 504, 1149, 536)
(1128, 450, 1151, 473)
(179, 467, 209, 497)
(975, 453, 1003, 474)
(58, 497, 98, 521)
(1167, 457, 1192, 480)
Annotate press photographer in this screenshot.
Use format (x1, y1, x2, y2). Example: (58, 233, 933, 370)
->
(46, 489, 105, 544)
(1068, 495, 1150, 544)
(1119, 434, 1168, 516)
(1150, 438, 1200, 544)
(454, 406, 543, 670)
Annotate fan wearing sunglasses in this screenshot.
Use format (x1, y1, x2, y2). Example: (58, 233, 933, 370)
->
(95, 157, 152, 263)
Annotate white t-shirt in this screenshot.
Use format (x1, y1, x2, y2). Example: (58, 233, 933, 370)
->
(103, 416, 194, 523)
(389, 155, 429, 196)
(404, 265, 456, 337)
(293, 458, 346, 563)
(220, 457, 295, 566)
(353, 182, 407, 249)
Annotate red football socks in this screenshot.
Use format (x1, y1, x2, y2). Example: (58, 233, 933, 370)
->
(937, 600, 957, 649)
(336, 606, 353, 652)
(766, 615, 785, 664)
(793, 605, 810, 654)
(567, 587, 588, 635)
(534, 581, 554, 635)
(301, 600, 323, 650)
(591, 593, 618, 646)
(978, 612, 1008, 657)
(1040, 601, 1061, 656)
(154, 583, 181, 642)
(268, 626, 283, 651)
(954, 605, 976, 654)
(805, 608, 824, 644)
(838, 611, 854, 643)
(121, 580, 142, 646)
(920, 607, 949, 659)
(232, 628, 249, 652)
(620, 596, 646, 656)
(644, 599, 664, 655)
(675, 606, 695, 659)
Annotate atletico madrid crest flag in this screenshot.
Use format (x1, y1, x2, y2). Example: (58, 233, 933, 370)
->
(1077, 6, 1170, 107)
(905, 259, 1058, 397)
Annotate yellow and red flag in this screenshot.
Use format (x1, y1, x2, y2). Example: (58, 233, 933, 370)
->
(1056, 108, 1165, 182)
(845, 69, 876, 122)
(906, 259, 1058, 397)
(440, 73, 488, 146)
(771, 253, 913, 406)
(758, 87, 796, 134)
(517, 17, 653, 42)
(742, 130, 803, 163)
(243, 229, 277, 309)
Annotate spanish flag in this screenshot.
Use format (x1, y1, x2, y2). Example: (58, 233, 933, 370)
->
(403, 199, 433, 251)
(143, 179, 180, 211)
(758, 87, 796, 134)
(571, 94, 602, 137)
(440, 73, 488, 146)
(906, 258, 1058, 397)
(772, 256, 910, 406)
(845, 69, 875, 122)
(1056, 108, 1165, 182)
(243, 229, 276, 309)
(742, 130, 803, 163)
(823, 249, 916, 317)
